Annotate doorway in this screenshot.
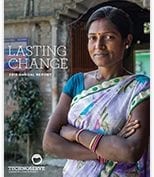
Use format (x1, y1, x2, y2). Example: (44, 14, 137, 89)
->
(69, 0, 150, 75)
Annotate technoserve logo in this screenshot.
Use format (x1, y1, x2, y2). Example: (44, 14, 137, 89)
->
(31, 154, 43, 165)
(8, 154, 45, 173)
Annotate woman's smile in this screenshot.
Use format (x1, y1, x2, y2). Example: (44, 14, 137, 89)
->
(93, 52, 109, 58)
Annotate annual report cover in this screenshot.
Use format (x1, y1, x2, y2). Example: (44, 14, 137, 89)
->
(4, 0, 150, 177)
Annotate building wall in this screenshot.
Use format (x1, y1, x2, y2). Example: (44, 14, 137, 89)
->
(4, 0, 69, 19)
(4, 0, 150, 20)
(4, 15, 69, 158)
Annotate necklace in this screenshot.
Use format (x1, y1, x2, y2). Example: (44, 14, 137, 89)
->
(95, 70, 104, 82)
(122, 66, 134, 75)
(95, 66, 133, 82)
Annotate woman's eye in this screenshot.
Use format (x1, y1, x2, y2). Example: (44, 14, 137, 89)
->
(104, 35, 114, 41)
(88, 36, 97, 41)
(88, 34, 115, 42)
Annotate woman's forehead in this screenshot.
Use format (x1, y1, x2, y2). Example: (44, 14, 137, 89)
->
(88, 18, 119, 35)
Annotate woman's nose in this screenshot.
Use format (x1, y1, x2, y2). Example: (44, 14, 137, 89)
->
(95, 38, 106, 49)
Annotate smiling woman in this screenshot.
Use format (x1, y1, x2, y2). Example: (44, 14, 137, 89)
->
(86, 6, 133, 76)
(43, 6, 150, 177)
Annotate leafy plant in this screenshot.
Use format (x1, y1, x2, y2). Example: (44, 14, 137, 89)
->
(5, 76, 43, 142)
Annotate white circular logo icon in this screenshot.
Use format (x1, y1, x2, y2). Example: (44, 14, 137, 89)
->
(31, 154, 43, 165)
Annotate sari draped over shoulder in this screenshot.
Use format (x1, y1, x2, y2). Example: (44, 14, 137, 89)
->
(63, 75, 150, 177)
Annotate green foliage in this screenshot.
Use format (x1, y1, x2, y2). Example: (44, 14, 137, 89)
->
(5, 76, 43, 141)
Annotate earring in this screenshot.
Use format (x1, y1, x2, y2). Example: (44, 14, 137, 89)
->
(125, 45, 129, 49)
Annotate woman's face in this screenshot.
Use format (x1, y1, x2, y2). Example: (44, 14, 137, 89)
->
(88, 18, 127, 68)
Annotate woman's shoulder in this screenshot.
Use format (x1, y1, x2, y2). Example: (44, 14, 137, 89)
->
(63, 72, 85, 98)
(134, 74, 150, 83)
(70, 70, 96, 83)
(125, 74, 150, 84)
(70, 72, 84, 80)
(122, 74, 150, 93)
(84, 70, 96, 77)
(126, 74, 150, 93)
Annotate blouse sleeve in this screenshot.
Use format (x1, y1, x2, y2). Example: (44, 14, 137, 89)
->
(62, 72, 84, 98)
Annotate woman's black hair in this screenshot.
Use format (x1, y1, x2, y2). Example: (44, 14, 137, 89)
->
(86, 6, 133, 39)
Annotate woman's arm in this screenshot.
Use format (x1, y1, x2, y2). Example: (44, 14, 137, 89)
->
(43, 92, 142, 161)
(60, 99, 149, 163)
(42, 93, 97, 160)
(97, 99, 149, 162)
